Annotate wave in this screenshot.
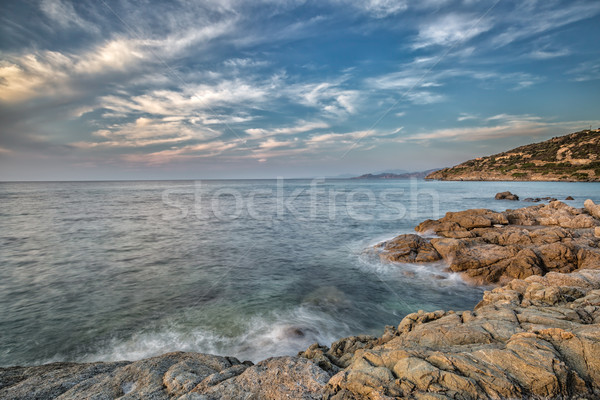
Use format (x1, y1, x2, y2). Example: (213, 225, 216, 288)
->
(78, 305, 354, 364)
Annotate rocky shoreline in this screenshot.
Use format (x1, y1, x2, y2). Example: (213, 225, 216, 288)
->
(2, 201, 600, 399)
(424, 129, 600, 182)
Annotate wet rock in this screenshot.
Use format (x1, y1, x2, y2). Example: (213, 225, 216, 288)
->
(376, 234, 441, 263)
(495, 191, 519, 200)
(319, 270, 600, 400)
(566, 196, 575, 200)
(377, 200, 600, 283)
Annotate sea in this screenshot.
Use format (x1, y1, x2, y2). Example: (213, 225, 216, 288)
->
(1, 179, 598, 367)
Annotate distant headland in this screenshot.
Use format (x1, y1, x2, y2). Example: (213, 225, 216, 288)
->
(351, 169, 441, 180)
(426, 128, 600, 182)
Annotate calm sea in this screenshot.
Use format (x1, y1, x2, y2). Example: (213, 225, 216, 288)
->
(1, 179, 598, 366)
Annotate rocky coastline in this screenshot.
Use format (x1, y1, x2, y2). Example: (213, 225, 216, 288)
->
(2, 201, 600, 399)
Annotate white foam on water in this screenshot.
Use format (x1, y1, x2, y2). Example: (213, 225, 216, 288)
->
(79, 305, 352, 364)
(356, 251, 475, 290)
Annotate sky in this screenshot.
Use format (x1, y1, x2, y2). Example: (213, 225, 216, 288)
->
(0, 0, 599, 180)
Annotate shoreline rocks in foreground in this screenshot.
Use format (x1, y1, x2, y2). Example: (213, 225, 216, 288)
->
(3, 269, 600, 399)
(375, 199, 600, 284)
(2, 201, 600, 399)
(304, 269, 600, 399)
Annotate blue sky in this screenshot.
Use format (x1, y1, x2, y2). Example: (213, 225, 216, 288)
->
(0, 0, 599, 180)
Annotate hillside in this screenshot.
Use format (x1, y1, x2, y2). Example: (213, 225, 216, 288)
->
(426, 129, 600, 181)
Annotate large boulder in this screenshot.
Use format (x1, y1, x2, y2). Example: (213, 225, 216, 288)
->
(495, 191, 519, 200)
(376, 234, 441, 263)
(585, 199, 600, 219)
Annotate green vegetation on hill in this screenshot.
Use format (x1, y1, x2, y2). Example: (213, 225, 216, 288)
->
(426, 129, 600, 182)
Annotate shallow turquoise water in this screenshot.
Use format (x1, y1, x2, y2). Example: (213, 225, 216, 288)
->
(0, 179, 598, 366)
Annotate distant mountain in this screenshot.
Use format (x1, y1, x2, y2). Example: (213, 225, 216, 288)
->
(426, 129, 600, 182)
(352, 169, 441, 180)
(325, 173, 358, 179)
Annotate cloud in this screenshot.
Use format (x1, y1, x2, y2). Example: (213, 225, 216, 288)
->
(457, 113, 478, 121)
(405, 91, 445, 104)
(245, 121, 329, 137)
(353, 0, 409, 18)
(402, 115, 600, 142)
(306, 129, 390, 145)
(288, 81, 360, 116)
(0, 39, 147, 103)
(258, 138, 296, 149)
(529, 48, 570, 60)
(121, 140, 243, 165)
(412, 13, 492, 49)
(492, 2, 600, 48)
(73, 117, 220, 149)
(97, 77, 277, 118)
(40, 0, 98, 33)
(568, 61, 600, 82)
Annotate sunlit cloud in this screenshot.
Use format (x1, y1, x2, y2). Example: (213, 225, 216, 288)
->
(401, 115, 600, 143)
(412, 13, 492, 49)
(245, 121, 330, 138)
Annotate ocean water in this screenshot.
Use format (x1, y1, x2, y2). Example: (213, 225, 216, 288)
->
(0, 179, 598, 367)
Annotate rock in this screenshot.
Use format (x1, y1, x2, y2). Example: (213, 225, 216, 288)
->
(377, 201, 600, 283)
(596, 227, 600, 238)
(0, 352, 246, 400)
(585, 199, 600, 219)
(495, 191, 519, 200)
(376, 234, 441, 263)
(0, 354, 328, 400)
(565, 196, 574, 200)
(318, 270, 600, 400)
(199, 356, 331, 400)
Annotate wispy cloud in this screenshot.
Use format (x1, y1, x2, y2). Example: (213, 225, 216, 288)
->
(401, 114, 600, 143)
(457, 113, 478, 122)
(353, 0, 408, 18)
(568, 60, 600, 82)
(40, 0, 99, 33)
(73, 117, 220, 149)
(245, 121, 329, 138)
(491, 1, 600, 48)
(121, 140, 243, 165)
(412, 13, 492, 49)
(529, 48, 570, 60)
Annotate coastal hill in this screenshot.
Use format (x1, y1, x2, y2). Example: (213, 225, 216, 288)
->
(426, 128, 600, 181)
